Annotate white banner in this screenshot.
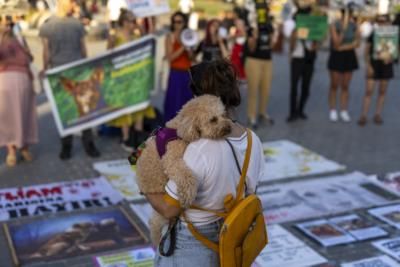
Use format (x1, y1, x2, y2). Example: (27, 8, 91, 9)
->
(341, 255, 400, 267)
(255, 224, 327, 267)
(0, 177, 123, 221)
(93, 159, 143, 201)
(125, 0, 170, 18)
(259, 172, 393, 224)
(262, 140, 345, 182)
(372, 238, 400, 261)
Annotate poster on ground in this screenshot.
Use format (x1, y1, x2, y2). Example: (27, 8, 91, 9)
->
(261, 140, 345, 182)
(254, 224, 327, 267)
(259, 172, 393, 224)
(44, 36, 156, 137)
(126, 0, 170, 18)
(3, 207, 148, 266)
(368, 204, 400, 230)
(329, 214, 388, 241)
(0, 177, 122, 222)
(372, 237, 400, 261)
(296, 219, 355, 247)
(296, 15, 329, 41)
(368, 172, 400, 197)
(341, 255, 400, 267)
(130, 203, 152, 229)
(93, 160, 143, 201)
(94, 246, 155, 267)
(373, 26, 399, 61)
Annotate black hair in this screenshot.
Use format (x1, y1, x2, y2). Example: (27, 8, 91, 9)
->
(189, 59, 241, 110)
(117, 8, 135, 28)
(170, 11, 188, 32)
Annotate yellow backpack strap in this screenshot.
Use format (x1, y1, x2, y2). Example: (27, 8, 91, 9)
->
(183, 129, 253, 252)
(183, 213, 219, 252)
(235, 129, 252, 203)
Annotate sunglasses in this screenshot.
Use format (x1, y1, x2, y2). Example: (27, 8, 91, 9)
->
(173, 20, 184, 24)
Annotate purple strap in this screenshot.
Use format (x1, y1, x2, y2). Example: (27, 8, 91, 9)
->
(155, 128, 179, 157)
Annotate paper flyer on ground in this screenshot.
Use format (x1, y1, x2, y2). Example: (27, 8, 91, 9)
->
(368, 172, 400, 197)
(329, 214, 388, 241)
(94, 247, 155, 267)
(130, 203, 153, 229)
(373, 25, 399, 61)
(372, 237, 400, 261)
(93, 159, 143, 201)
(254, 224, 327, 267)
(341, 255, 400, 267)
(259, 172, 393, 224)
(368, 204, 400, 229)
(296, 219, 355, 247)
(261, 140, 345, 182)
(0, 177, 122, 221)
(44, 36, 155, 136)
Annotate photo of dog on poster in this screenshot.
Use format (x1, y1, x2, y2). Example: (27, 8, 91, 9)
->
(4, 208, 148, 266)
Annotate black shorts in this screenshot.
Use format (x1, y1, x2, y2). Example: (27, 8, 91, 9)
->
(370, 60, 394, 80)
(328, 49, 359, 72)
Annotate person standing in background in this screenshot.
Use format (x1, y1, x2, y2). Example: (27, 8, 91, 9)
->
(230, 17, 247, 81)
(107, 9, 156, 151)
(0, 17, 37, 167)
(195, 19, 229, 62)
(327, 7, 360, 123)
(244, 8, 275, 129)
(163, 11, 193, 123)
(358, 15, 395, 126)
(287, 7, 318, 122)
(40, 0, 100, 160)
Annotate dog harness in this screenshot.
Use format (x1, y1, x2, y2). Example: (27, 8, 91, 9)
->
(155, 127, 179, 157)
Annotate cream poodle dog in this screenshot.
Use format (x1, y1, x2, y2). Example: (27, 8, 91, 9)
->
(134, 94, 231, 244)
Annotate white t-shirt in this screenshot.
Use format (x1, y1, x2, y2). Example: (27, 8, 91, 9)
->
(165, 131, 265, 225)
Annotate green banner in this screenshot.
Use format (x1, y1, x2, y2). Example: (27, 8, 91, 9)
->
(44, 36, 156, 137)
(296, 15, 328, 41)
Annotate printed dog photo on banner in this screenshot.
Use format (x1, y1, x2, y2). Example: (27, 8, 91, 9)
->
(44, 36, 156, 137)
(3, 207, 148, 266)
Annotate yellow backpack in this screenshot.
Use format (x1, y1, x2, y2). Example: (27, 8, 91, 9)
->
(184, 129, 268, 267)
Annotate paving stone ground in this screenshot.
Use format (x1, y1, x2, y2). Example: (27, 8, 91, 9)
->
(0, 37, 399, 267)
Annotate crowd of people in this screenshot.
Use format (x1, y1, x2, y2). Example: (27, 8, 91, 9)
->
(0, 0, 399, 167)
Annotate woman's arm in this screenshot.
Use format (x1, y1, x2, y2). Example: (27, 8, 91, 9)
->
(145, 193, 181, 219)
(218, 38, 229, 58)
(164, 33, 185, 62)
(247, 29, 257, 53)
(330, 23, 343, 50)
(106, 33, 116, 49)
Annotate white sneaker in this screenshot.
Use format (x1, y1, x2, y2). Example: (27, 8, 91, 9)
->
(329, 110, 338, 122)
(340, 110, 351, 122)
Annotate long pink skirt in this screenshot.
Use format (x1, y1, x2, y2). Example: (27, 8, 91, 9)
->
(0, 71, 38, 148)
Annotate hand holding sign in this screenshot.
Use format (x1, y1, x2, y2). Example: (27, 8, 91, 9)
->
(297, 27, 309, 39)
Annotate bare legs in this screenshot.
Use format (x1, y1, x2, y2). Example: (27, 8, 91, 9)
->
(358, 79, 389, 126)
(6, 145, 32, 167)
(329, 71, 353, 122)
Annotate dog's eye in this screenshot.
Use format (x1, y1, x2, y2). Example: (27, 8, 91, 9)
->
(210, 117, 218, 123)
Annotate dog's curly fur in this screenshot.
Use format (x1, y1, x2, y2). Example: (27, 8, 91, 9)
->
(135, 95, 231, 244)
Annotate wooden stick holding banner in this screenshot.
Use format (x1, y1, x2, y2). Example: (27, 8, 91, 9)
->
(43, 35, 156, 137)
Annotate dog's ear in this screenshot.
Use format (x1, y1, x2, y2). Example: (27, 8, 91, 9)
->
(60, 77, 77, 93)
(177, 116, 201, 142)
(91, 68, 104, 83)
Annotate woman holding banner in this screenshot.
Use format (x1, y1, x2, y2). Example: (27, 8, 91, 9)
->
(287, 7, 318, 122)
(163, 12, 193, 122)
(107, 9, 156, 151)
(327, 7, 360, 123)
(358, 15, 395, 126)
(0, 17, 37, 167)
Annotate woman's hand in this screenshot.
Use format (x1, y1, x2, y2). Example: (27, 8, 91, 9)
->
(145, 193, 182, 220)
(367, 64, 374, 78)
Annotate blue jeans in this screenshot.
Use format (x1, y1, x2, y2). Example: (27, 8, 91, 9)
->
(154, 220, 221, 267)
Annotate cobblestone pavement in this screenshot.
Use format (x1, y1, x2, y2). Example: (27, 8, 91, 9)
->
(0, 37, 399, 267)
